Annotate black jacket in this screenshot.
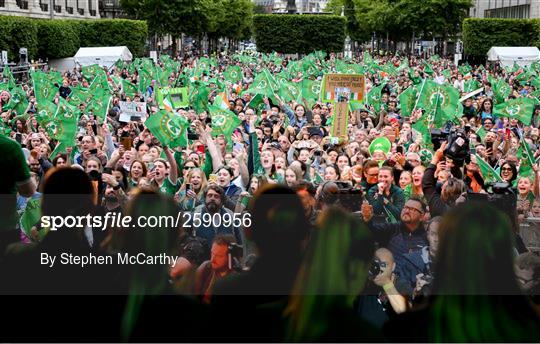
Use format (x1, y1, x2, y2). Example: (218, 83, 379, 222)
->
(422, 164, 449, 217)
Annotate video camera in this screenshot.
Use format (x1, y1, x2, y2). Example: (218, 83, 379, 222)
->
(318, 181, 363, 212)
(431, 121, 470, 166)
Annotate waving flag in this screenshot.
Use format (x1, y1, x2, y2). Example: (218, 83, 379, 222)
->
(145, 110, 189, 148)
(493, 97, 535, 125)
(208, 105, 242, 138)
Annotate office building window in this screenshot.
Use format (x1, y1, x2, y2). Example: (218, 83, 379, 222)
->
(485, 4, 530, 18)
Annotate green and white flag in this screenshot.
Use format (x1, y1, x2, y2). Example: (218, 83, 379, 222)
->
(145, 110, 189, 148)
(223, 66, 243, 83)
(87, 89, 112, 123)
(493, 97, 535, 125)
(475, 154, 504, 183)
(208, 105, 242, 138)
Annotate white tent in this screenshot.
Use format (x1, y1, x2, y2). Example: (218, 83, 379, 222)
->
(486, 46, 540, 68)
(73, 46, 132, 69)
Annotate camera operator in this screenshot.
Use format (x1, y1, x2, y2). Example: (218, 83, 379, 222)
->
(422, 142, 467, 217)
(355, 248, 408, 329)
(397, 216, 442, 301)
(195, 235, 241, 304)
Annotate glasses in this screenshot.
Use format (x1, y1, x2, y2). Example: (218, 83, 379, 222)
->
(501, 167, 512, 172)
(184, 166, 196, 170)
(403, 205, 423, 213)
(366, 173, 378, 177)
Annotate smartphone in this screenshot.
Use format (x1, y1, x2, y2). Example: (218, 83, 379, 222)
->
(485, 141, 493, 151)
(396, 146, 404, 154)
(89, 148, 98, 155)
(121, 137, 133, 150)
(103, 167, 112, 174)
(185, 183, 192, 192)
(208, 174, 218, 184)
(147, 162, 154, 171)
(196, 145, 205, 154)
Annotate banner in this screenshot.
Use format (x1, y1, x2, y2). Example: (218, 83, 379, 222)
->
(330, 101, 349, 139)
(119, 101, 147, 122)
(321, 74, 365, 103)
(157, 87, 189, 109)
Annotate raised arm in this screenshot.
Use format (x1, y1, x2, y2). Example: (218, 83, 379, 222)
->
(164, 145, 178, 183)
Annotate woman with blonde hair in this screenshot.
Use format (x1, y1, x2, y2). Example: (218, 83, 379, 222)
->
(175, 168, 207, 211)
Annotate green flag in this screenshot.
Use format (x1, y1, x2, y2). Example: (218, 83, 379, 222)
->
(145, 110, 189, 148)
(300, 79, 321, 103)
(367, 83, 386, 112)
(31, 71, 56, 103)
(493, 97, 535, 125)
(475, 154, 504, 183)
(3, 86, 28, 116)
(423, 61, 434, 75)
(3, 66, 16, 89)
(398, 86, 417, 118)
(417, 81, 460, 126)
(87, 90, 112, 123)
(492, 79, 512, 104)
(81, 64, 102, 81)
(190, 82, 209, 114)
(208, 105, 242, 138)
(245, 69, 277, 98)
(68, 86, 90, 106)
(246, 94, 266, 114)
(516, 139, 536, 179)
(121, 79, 138, 98)
(223, 66, 243, 83)
(19, 198, 44, 240)
(278, 81, 300, 103)
(463, 79, 481, 93)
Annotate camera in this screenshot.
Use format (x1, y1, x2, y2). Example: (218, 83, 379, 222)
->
(318, 181, 363, 212)
(368, 257, 387, 279)
(431, 121, 469, 166)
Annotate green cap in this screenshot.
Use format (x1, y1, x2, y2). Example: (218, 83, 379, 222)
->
(369, 137, 391, 156)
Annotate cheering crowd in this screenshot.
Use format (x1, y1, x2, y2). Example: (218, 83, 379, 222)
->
(1, 50, 540, 341)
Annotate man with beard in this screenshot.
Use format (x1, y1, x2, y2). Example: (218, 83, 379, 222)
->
(195, 235, 237, 303)
(193, 185, 242, 258)
(361, 195, 428, 267)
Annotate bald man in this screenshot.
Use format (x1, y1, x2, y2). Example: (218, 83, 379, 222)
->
(355, 248, 408, 329)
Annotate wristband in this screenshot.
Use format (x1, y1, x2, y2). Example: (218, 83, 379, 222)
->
(382, 282, 394, 292)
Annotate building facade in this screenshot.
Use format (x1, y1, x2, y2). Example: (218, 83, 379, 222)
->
(98, 0, 123, 18)
(0, 0, 100, 19)
(253, 0, 329, 13)
(469, 0, 540, 19)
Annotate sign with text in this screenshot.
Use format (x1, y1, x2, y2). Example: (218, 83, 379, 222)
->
(321, 74, 365, 141)
(156, 87, 189, 109)
(321, 74, 365, 102)
(119, 101, 147, 122)
(330, 101, 349, 139)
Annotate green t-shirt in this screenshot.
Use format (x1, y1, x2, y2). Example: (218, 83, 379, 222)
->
(158, 177, 180, 195)
(0, 136, 31, 230)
